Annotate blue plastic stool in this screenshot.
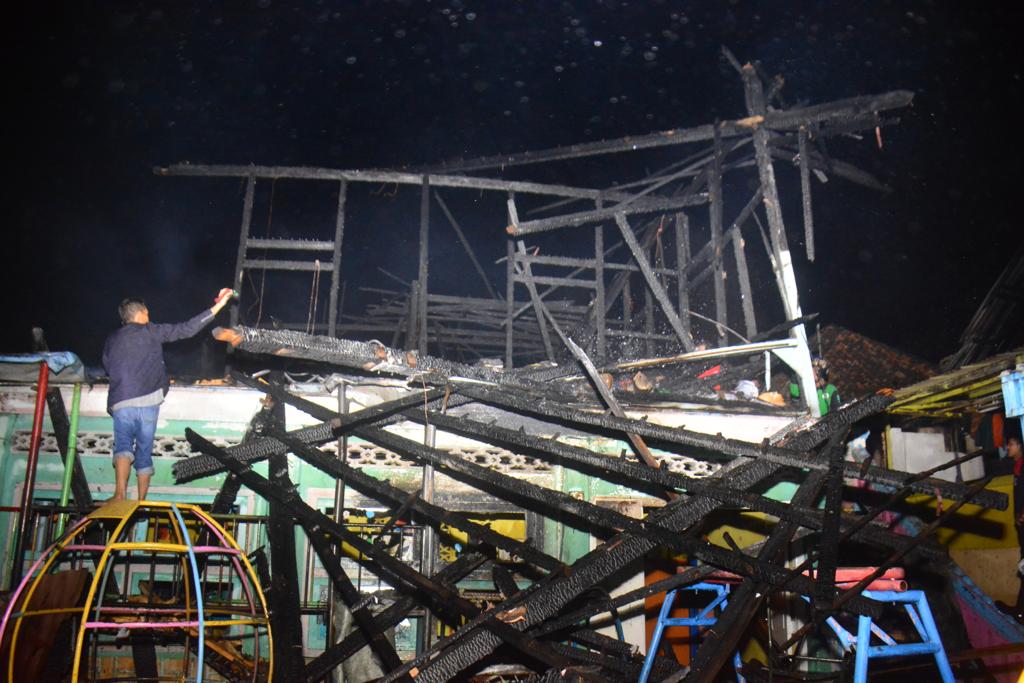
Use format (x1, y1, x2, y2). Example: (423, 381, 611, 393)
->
(816, 589, 954, 683)
(638, 581, 745, 683)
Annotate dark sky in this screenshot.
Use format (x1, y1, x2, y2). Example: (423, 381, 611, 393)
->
(6, 1, 1022, 369)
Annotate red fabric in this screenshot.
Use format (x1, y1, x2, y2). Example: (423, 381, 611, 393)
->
(697, 364, 721, 379)
(1014, 457, 1022, 477)
(993, 412, 1005, 448)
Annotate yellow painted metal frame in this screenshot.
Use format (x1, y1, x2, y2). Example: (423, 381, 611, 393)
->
(3, 500, 272, 683)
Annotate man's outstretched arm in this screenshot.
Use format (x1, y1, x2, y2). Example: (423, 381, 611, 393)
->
(150, 288, 233, 343)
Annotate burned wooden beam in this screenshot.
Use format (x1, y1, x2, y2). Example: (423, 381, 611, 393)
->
(266, 445, 308, 679)
(327, 179, 347, 336)
(173, 384, 447, 482)
(615, 213, 694, 351)
(514, 239, 556, 361)
(772, 144, 890, 192)
(185, 429, 575, 675)
(709, 125, 728, 346)
(775, 475, 995, 654)
(389, 460, 777, 683)
(237, 378, 669, 673)
(729, 203, 758, 341)
(813, 429, 848, 612)
(685, 187, 762, 288)
(304, 551, 487, 682)
(594, 220, 607, 360)
(417, 176, 430, 355)
(411, 89, 913, 173)
(157, 163, 640, 202)
(265, 424, 560, 572)
(797, 127, 816, 261)
(684, 469, 828, 682)
(301, 519, 404, 672)
(674, 212, 692, 343)
(563, 336, 666, 476)
(211, 324, 501, 381)
(263, 399, 885, 622)
(449, 382, 1006, 509)
(400, 408, 944, 561)
(509, 194, 707, 236)
(435, 191, 501, 300)
(229, 175, 256, 332)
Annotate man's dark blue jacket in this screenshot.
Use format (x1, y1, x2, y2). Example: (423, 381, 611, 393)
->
(102, 310, 213, 414)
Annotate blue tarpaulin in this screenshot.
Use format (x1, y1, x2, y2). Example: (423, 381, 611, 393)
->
(0, 352, 86, 383)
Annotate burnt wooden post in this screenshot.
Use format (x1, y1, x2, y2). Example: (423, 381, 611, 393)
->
(418, 176, 430, 355)
(743, 64, 792, 305)
(643, 262, 655, 356)
(686, 470, 828, 682)
(327, 179, 347, 337)
(504, 236, 515, 369)
(729, 199, 758, 340)
(615, 213, 694, 352)
(417, 401, 439, 652)
(230, 176, 256, 331)
(326, 382, 349, 657)
(594, 219, 606, 361)
(406, 280, 420, 351)
(622, 277, 632, 334)
(516, 241, 556, 361)
(709, 125, 727, 346)
(743, 62, 818, 413)
(798, 126, 816, 262)
(265, 402, 305, 679)
(674, 212, 692, 343)
(435, 191, 500, 300)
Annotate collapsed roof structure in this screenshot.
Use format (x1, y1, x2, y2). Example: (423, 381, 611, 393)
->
(93, 55, 1015, 679)
(155, 55, 914, 415)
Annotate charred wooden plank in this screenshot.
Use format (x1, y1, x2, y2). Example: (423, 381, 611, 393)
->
(304, 552, 487, 682)
(450, 382, 1005, 509)
(614, 213, 694, 351)
(404, 90, 912, 173)
(709, 124, 727, 346)
(185, 429, 574, 675)
(393, 461, 775, 683)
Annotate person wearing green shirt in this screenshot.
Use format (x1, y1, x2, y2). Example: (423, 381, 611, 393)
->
(790, 357, 840, 415)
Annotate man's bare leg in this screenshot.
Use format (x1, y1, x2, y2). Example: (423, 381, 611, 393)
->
(137, 473, 151, 501)
(113, 458, 132, 501)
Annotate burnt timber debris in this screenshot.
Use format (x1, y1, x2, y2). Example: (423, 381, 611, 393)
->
(156, 60, 1012, 681)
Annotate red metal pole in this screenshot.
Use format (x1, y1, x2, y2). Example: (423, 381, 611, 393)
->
(10, 361, 49, 585)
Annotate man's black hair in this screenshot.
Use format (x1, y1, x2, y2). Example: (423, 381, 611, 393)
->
(118, 298, 147, 325)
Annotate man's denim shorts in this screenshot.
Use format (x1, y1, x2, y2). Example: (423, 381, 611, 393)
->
(111, 405, 160, 475)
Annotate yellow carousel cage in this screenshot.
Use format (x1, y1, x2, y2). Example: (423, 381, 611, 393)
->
(0, 500, 272, 682)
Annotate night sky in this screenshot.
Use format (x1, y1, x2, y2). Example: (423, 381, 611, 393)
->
(6, 1, 1023, 371)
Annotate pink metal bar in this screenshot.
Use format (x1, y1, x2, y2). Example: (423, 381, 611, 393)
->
(191, 511, 258, 614)
(0, 516, 91, 641)
(191, 546, 241, 554)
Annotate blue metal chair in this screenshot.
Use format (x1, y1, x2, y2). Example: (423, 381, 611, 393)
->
(638, 581, 745, 683)
(640, 573, 954, 683)
(816, 589, 954, 683)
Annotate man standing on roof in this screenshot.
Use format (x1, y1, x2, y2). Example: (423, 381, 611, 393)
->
(102, 289, 233, 501)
